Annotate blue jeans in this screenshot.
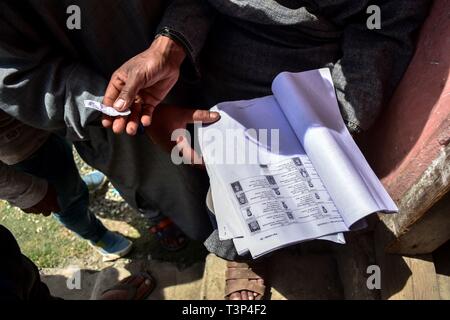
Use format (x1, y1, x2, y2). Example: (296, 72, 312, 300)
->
(13, 134, 107, 243)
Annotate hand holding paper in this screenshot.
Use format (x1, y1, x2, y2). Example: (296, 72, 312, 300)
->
(84, 100, 131, 117)
(101, 36, 186, 135)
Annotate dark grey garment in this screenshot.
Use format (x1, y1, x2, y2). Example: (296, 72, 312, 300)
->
(0, 0, 213, 240)
(203, 230, 243, 262)
(0, 110, 49, 165)
(160, 0, 431, 132)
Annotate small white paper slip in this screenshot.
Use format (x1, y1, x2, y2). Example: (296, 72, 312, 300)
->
(83, 100, 131, 117)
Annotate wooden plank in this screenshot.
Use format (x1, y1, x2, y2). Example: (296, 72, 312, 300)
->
(375, 220, 414, 299)
(387, 192, 450, 254)
(365, 0, 450, 255)
(374, 222, 440, 300)
(380, 144, 450, 254)
(436, 273, 450, 300)
(363, 0, 450, 203)
(407, 255, 440, 300)
(433, 241, 450, 300)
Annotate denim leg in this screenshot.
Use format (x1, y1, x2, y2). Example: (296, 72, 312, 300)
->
(12, 134, 107, 243)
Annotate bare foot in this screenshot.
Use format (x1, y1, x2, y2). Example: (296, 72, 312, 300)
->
(226, 263, 265, 300)
(99, 273, 155, 300)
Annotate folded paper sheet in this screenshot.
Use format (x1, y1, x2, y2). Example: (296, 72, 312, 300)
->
(199, 68, 397, 258)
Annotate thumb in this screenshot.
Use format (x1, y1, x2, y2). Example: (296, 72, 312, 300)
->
(113, 75, 141, 111)
(189, 110, 221, 124)
(176, 135, 204, 166)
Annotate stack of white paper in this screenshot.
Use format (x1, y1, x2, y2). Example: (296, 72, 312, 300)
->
(198, 68, 398, 259)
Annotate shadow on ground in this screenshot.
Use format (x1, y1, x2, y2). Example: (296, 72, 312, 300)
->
(87, 180, 208, 269)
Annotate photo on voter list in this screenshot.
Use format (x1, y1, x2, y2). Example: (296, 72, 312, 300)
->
(0, 0, 449, 309)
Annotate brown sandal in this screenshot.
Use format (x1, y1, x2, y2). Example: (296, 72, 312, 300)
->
(149, 218, 188, 252)
(225, 261, 266, 300)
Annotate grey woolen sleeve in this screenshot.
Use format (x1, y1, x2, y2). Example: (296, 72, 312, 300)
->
(323, 0, 431, 132)
(0, 2, 107, 141)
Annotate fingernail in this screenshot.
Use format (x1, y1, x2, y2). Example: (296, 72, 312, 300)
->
(114, 99, 125, 110)
(210, 112, 219, 119)
(143, 119, 151, 127)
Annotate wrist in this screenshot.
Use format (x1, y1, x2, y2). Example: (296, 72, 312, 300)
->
(152, 35, 186, 67)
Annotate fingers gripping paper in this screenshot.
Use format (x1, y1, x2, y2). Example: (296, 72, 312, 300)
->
(83, 100, 131, 117)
